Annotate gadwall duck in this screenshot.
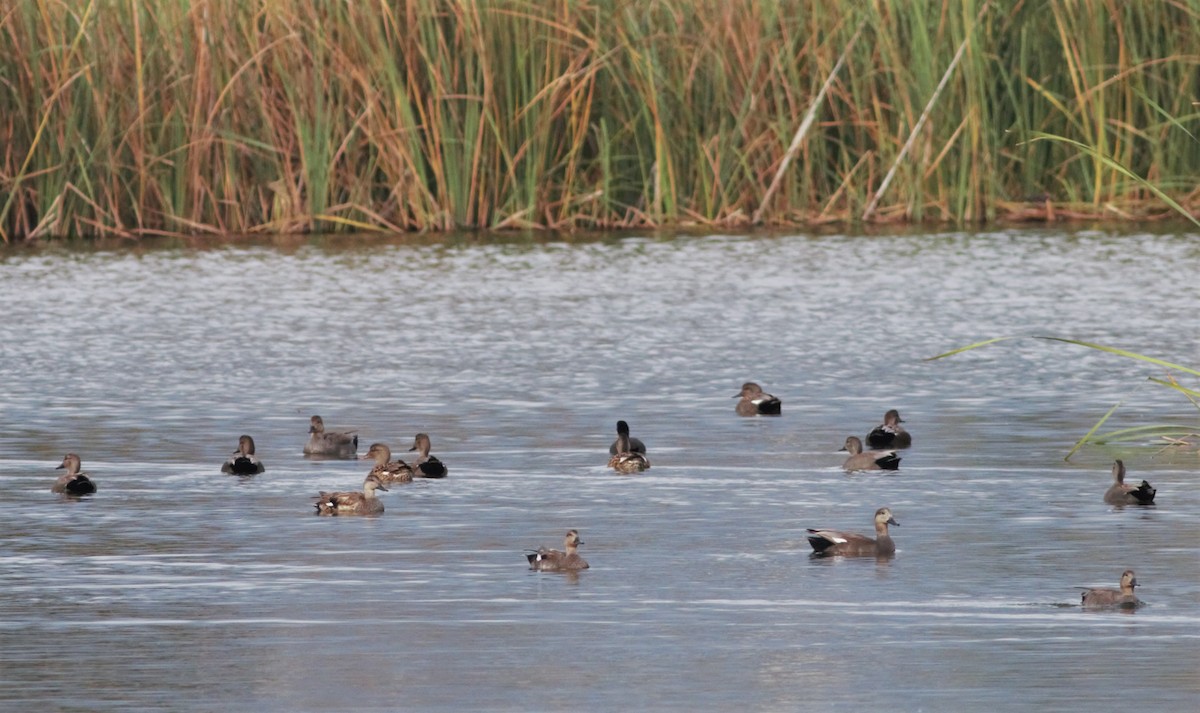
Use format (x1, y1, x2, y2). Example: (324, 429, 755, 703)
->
(1080, 569, 1144, 609)
(608, 424, 651, 474)
(221, 435, 265, 475)
(407, 433, 448, 478)
(734, 382, 782, 416)
(865, 409, 912, 449)
(807, 507, 898, 557)
(1103, 460, 1155, 506)
(360, 443, 415, 484)
(313, 474, 388, 516)
(840, 436, 901, 471)
(52, 453, 97, 495)
(608, 420, 646, 455)
(304, 415, 358, 458)
(526, 529, 590, 571)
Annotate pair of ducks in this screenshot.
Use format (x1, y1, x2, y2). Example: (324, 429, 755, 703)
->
(313, 434, 446, 516)
(841, 409, 911, 472)
(221, 414, 356, 475)
(733, 382, 911, 455)
(807, 506, 1145, 609)
(53, 444, 268, 495)
(619, 394, 903, 472)
(608, 420, 650, 474)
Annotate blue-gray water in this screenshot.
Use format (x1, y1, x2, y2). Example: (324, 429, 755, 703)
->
(1, 229, 1198, 711)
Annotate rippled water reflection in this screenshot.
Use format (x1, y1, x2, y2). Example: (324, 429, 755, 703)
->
(2, 229, 1199, 711)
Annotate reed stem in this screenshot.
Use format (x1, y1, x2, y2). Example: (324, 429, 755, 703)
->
(2, 0, 1198, 241)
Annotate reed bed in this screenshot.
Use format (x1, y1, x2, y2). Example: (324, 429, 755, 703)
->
(2, 0, 1199, 240)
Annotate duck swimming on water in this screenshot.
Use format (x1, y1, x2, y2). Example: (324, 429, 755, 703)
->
(734, 382, 782, 416)
(1102, 460, 1155, 506)
(526, 530, 590, 571)
(608, 420, 646, 455)
(1080, 569, 1143, 610)
(408, 433, 448, 478)
(865, 409, 912, 449)
(360, 443, 415, 485)
(221, 435, 265, 475)
(53, 453, 97, 495)
(313, 474, 388, 516)
(807, 507, 899, 557)
(840, 436, 901, 472)
(304, 415, 358, 459)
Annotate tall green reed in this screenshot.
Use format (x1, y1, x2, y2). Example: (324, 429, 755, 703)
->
(1, 0, 1198, 241)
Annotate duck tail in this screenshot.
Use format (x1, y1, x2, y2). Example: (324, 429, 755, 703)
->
(417, 460, 447, 478)
(877, 453, 901, 471)
(806, 534, 834, 554)
(1132, 480, 1156, 504)
(758, 398, 782, 415)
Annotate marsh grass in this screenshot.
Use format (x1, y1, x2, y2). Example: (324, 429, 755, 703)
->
(2, 0, 1199, 240)
(928, 337, 1200, 459)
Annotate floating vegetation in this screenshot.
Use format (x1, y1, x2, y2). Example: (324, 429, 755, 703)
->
(928, 337, 1200, 459)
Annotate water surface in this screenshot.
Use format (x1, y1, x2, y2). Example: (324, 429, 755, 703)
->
(1, 228, 1198, 711)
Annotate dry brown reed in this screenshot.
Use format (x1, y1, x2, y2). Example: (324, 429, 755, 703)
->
(2, 0, 1198, 241)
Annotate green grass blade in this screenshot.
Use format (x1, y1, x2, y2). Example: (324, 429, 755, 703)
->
(1028, 132, 1200, 229)
(1147, 377, 1200, 406)
(1064, 397, 1124, 461)
(924, 336, 1021, 361)
(1034, 337, 1200, 378)
(1086, 424, 1199, 443)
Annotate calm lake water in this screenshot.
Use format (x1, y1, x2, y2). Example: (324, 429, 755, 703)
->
(1, 228, 1198, 712)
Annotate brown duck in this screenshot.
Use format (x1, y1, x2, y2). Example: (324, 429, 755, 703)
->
(360, 443, 415, 484)
(221, 435, 265, 475)
(840, 436, 901, 472)
(313, 474, 388, 516)
(807, 507, 898, 557)
(1102, 460, 1155, 506)
(407, 433, 448, 478)
(304, 415, 358, 459)
(734, 382, 782, 416)
(865, 409, 912, 449)
(53, 453, 97, 495)
(1080, 570, 1143, 609)
(526, 529, 590, 571)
